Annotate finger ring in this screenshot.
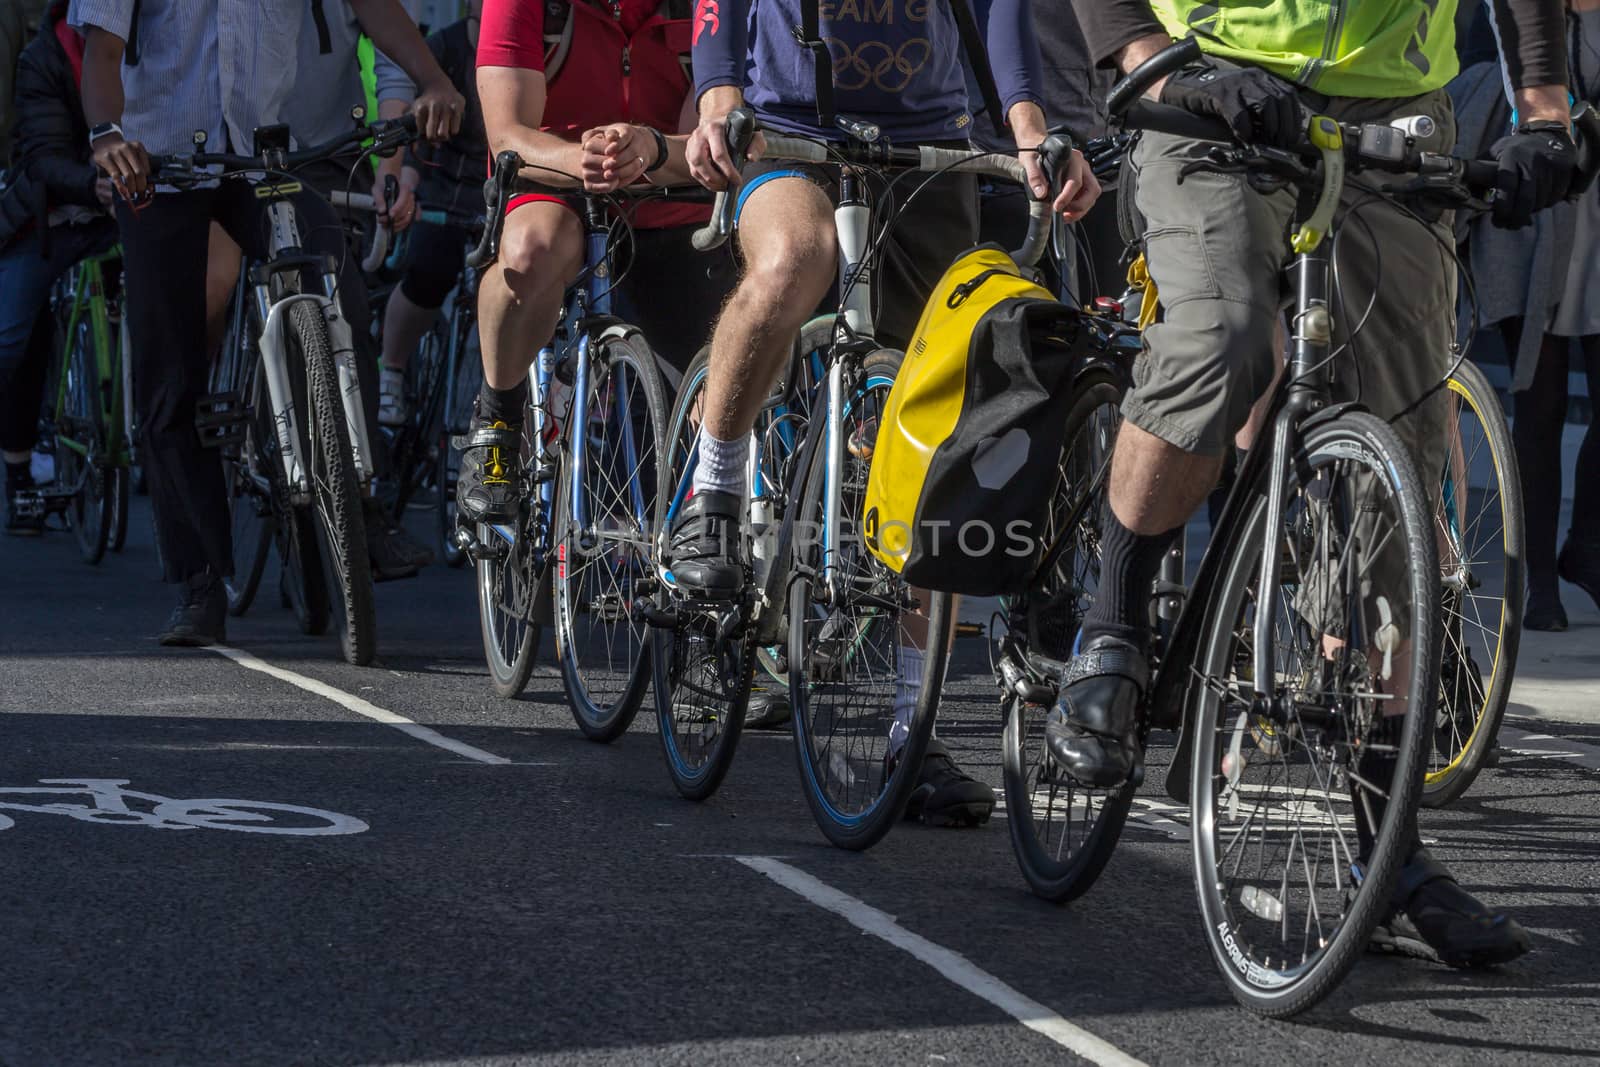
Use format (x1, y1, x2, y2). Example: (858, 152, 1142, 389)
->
(637, 156, 645, 166)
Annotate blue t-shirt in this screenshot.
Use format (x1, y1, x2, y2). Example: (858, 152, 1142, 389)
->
(692, 0, 1039, 141)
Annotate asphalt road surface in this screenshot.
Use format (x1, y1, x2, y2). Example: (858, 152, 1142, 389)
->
(3, 498, 1598, 1067)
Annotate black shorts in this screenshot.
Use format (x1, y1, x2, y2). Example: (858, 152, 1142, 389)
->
(733, 149, 980, 350)
(397, 220, 468, 311)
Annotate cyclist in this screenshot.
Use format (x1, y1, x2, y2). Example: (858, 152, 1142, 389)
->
(0, 2, 116, 536)
(675, 0, 1099, 823)
(456, 0, 714, 521)
(1044, 0, 1576, 966)
(72, 0, 462, 646)
(377, 0, 488, 430)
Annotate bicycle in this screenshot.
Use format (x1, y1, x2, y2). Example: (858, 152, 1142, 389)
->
(454, 154, 686, 733)
(646, 110, 1072, 827)
(160, 116, 420, 665)
(980, 38, 1600, 1015)
(25, 245, 132, 563)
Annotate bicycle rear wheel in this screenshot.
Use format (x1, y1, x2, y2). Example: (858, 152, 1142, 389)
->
(437, 318, 481, 569)
(390, 326, 449, 518)
(1002, 372, 1131, 901)
(222, 361, 273, 615)
(788, 349, 944, 850)
(1189, 411, 1436, 1017)
(1424, 359, 1523, 807)
(555, 331, 668, 742)
(290, 301, 376, 665)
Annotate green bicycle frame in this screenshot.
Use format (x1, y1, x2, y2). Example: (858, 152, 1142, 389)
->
(51, 247, 130, 470)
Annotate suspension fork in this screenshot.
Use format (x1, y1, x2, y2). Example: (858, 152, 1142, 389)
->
(1251, 248, 1334, 698)
(319, 268, 375, 484)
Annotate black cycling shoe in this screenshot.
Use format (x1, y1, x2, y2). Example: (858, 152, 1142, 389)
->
(1045, 635, 1148, 789)
(364, 498, 432, 581)
(1523, 583, 1568, 632)
(1369, 849, 1531, 968)
(158, 570, 227, 647)
(664, 490, 745, 600)
(745, 682, 792, 729)
(5, 466, 44, 536)
(1558, 533, 1600, 612)
(904, 738, 995, 827)
(455, 412, 522, 524)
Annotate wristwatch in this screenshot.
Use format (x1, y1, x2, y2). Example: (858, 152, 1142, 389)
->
(645, 126, 669, 173)
(88, 121, 124, 147)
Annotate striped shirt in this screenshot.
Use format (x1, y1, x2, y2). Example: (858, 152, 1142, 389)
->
(68, 0, 302, 157)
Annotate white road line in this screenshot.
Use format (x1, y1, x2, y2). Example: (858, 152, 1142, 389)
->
(208, 646, 512, 765)
(1498, 725, 1600, 772)
(734, 856, 1146, 1067)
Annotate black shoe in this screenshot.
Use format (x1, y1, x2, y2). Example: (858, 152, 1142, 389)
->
(364, 498, 432, 581)
(158, 570, 227, 647)
(1370, 849, 1531, 968)
(1045, 635, 1148, 789)
(5, 490, 44, 536)
(745, 682, 792, 729)
(664, 490, 745, 600)
(1524, 583, 1568, 632)
(904, 738, 995, 827)
(1558, 534, 1600, 613)
(455, 410, 522, 524)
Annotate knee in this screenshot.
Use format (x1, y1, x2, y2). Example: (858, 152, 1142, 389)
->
(738, 230, 836, 309)
(499, 216, 581, 296)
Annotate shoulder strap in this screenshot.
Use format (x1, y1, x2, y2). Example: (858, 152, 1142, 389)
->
(125, 0, 141, 66)
(543, 0, 577, 82)
(311, 0, 333, 55)
(945, 0, 1004, 132)
(797, 0, 836, 129)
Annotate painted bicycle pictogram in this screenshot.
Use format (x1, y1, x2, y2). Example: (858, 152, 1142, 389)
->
(0, 779, 369, 836)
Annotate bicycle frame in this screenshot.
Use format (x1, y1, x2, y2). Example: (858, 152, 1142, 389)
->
(50, 249, 129, 474)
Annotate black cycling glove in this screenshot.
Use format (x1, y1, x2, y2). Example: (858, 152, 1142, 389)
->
(1490, 120, 1578, 228)
(1159, 59, 1304, 149)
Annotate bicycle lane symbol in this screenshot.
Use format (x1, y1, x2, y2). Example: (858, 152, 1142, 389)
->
(0, 779, 369, 836)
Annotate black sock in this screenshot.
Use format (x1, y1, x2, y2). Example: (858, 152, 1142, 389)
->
(1352, 747, 1422, 867)
(1080, 510, 1179, 649)
(477, 379, 528, 427)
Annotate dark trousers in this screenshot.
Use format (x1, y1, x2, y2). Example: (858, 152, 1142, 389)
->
(116, 178, 369, 582)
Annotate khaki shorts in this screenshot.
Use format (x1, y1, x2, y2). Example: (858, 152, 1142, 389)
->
(1124, 88, 1458, 487)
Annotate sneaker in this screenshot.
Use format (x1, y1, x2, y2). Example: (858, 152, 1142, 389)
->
(904, 738, 995, 827)
(1557, 534, 1600, 613)
(364, 498, 433, 581)
(1370, 849, 1531, 968)
(158, 570, 227, 647)
(456, 409, 522, 524)
(663, 489, 745, 600)
(745, 682, 792, 729)
(377, 367, 407, 428)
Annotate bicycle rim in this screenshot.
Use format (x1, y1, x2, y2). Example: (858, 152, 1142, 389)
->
(555, 333, 666, 741)
(1189, 411, 1436, 1016)
(63, 322, 110, 565)
(1424, 361, 1523, 806)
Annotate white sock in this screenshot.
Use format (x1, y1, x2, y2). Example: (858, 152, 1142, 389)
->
(888, 644, 925, 756)
(691, 426, 750, 497)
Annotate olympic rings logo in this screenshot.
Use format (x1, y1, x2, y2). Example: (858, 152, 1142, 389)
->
(825, 37, 932, 92)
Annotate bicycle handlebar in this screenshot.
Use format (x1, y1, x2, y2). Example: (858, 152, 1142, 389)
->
(327, 190, 483, 273)
(150, 115, 418, 184)
(691, 108, 1076, 266)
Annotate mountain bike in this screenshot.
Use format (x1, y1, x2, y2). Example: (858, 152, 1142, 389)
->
(160, 117, 419, 665)
(980, 37, 1600, 1016)
(648, 110, 1073, 827)
(454, 154, 687, 733)
(28, 246, 131, 562)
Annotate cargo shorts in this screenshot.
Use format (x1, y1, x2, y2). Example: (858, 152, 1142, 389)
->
(1124, 88, 1458, 488)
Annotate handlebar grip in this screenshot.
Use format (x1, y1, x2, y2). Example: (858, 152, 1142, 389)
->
(1462, 158, 1500, 196)
(690, 107, 759, 253)
(1121, 99, 1235, 143)
(1034, 129, 1075, 202)
(363, 224, 392, 274)
(1107, 37, 1201, 117)
(465, 149, 521, 270)
(1011, 198, 1051, 268)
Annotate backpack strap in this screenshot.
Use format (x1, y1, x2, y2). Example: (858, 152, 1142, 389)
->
(311, 0, 333, 55)
(542, 0, 577, 82)
(796, 0, 835, 130)
(125, 0, 142, 66)
(945, 0, 1005, 132)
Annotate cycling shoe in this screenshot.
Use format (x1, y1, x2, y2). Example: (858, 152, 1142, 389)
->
(1371, 849, 1531, 968)
(664, 490, 745, 601)
(904, 738, 994, 827)
(1045, 635, 1148, 789)
(455, 413, 522, 524)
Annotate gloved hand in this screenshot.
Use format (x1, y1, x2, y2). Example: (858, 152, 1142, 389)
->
(1489, 120, 1578, 228)
(1159, 59, 1304, 149)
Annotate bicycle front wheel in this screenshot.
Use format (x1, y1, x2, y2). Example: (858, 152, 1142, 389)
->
(1189, 410, 1437, 1017)
(57, 316, 112, 565)
(788, 349, 947, 850)
(1425, 359, 1523, 807)
(477, 421, 544, 699)
(290, 301, 376, 666)
(554, 331, 668, 741)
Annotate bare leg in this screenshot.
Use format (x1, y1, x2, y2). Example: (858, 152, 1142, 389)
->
(1107, 422, 1223, 535)
(380, 285, 439, 375)
(478, 203, 583, 391)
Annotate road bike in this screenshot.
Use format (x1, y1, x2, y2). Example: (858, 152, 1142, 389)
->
(647, 110, 1072, 830)
(25, 245, 132, 562)
(980, 37, 1600, 1016)
(455, 155, 689, 736)
(162, 116, 419, 665)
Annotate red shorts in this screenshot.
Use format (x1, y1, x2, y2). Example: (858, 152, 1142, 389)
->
(505, 191, 577, 217)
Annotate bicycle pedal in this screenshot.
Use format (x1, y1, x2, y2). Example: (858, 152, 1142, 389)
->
(13, 491, 45, 519)
(194, 391, 250, 449)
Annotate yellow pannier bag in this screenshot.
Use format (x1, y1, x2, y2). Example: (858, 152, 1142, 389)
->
(862, 244, 1091, 596)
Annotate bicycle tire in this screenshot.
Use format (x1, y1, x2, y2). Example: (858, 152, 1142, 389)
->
(788, 348, 947, 850)
(1001, 372, 1133, 901)
(477, 416, 544, 698)
(555, 331, 668, 742)
(650, 348, 755, 801)
(224, 369, 273, 616)
(390, 328, 450, 519)
(1189, 410, 1437, 1017)
(59, 319, 112, 565)
(437, 315, 481, 569)
(1423, 359, 1523, 808)
(108, 465, 130, 552)
(290, 300, 376, 665)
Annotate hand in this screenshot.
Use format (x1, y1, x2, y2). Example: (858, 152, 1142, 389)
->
(412, 78, 465, 142)
(579, 123, 650, 192)
(1159, 59, 1303, 148)
(1489, 121, 1578, 228)
(91, 133, 151, 202)
(94, 177, 116, 210)
(1050, 148, 1100, 222)
(374, 167, 418, 232)
(687, 87, 764, 191)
